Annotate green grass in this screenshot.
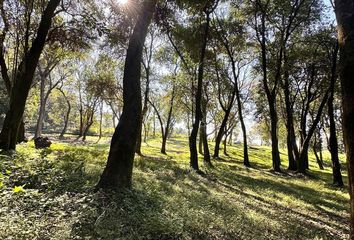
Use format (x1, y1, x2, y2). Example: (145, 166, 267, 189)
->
(0, 136, 349, 239)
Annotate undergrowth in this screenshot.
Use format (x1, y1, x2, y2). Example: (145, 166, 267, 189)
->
(0, 136, 349, 239)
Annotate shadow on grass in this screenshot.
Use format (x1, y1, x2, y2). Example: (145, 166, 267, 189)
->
(67, 154, 349, 239)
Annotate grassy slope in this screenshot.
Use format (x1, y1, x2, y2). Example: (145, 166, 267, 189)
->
(0, 136, 349, 239)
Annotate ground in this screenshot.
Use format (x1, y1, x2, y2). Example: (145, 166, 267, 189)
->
(0, 135, 349, 239)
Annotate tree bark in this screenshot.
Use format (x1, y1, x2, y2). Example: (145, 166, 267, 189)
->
(0, 0, 60, 150)
(255, 6, 281, 172)
(58, 88, 71, 139)
(283, 52, 299, 171)
(313, 128, 324, 170)
(335, 0, 354, 235)
(97, 0, 156, 190)
(161, 85, 175, 154)
(35, 75, 46, 138)
(97, 101, 103, 143)
(189, 8, 213, 172)
(297, 90, 329, 173)
(201, 93, 211, 167)
(269, 99, 281, 172)
(327, 42, 343, 186)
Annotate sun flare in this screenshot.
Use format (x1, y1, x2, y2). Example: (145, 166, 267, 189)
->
(118, 0, 128, 5)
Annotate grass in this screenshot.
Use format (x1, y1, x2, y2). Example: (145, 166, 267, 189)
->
(0, 135, 349, 239)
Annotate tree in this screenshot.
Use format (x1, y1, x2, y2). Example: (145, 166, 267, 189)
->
(97, 0, 157, 189)
(214, 14, 250, 166)
(34, 47, 72, 138)
(326, 38, 343, 186)
(189, 0, 218, 172)
(136, 26, 157, 155)
(252, 0, 281, 171)
(334, 0, 354, 236)
(0, 0, 61, 150)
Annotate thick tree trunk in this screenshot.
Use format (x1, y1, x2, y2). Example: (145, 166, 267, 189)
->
(97, 0, 156, 190)
(0, 0, 60, 150)
(335, 0, 354, 234)
(17, 121, 26, 143)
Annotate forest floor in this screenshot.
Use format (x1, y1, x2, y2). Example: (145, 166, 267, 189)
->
(0, 135, 349, 239)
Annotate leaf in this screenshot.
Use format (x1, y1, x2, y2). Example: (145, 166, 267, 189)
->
(13, 185, 26, 193)
(5, 170, 11, 175)
(0, 182, 3, 188)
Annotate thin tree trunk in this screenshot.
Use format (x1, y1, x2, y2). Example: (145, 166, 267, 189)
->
(233, 78, 249, 167)
(327, 42, 343, 186)
(97, 0, 156, 189)
(97, 101, 103, 143)
(199, 129, 203, 155)
(269, 100, 281, 172)
(58, 88, 71, 139)
(223, 133, 228, 156)
(189, 9, 213, 172)
(161, 86, 175, 154)
(213, 110, 231, 159)
(35, 75, 46, 138)
(297, 90, 329, 173)
(283, 52, 298, 170)
(313, 129, 324, 170)
(256, 9, 281, 172)
(201, 94, 211, 166)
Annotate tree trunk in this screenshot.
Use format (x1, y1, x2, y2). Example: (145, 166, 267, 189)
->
(17, 121, 26, 143)
(201, 95, 211, 167)
(313, 129, 324, 170)
(35, 75, 46, 138)
(283, 53, 298, 170)
(335, 0, 354, 234)
(234, 83, 249, 167)
(189, 10, 212, 172)
(59, 89, 71, 139)
(82, 118, 93, 142)
(213, 110, 231, 159)
(161, 86, 175, 155)
(328, 43, 343, 186)
(97, 101, 103, 143)
(199, 129, 203, 155)
(223, 133, 228, 156)
(269, 99, 281, 172)
(0, 0, 60, 150)
(257, 10, 281, 172)
(97, 0, 156, 189)
(297, 90, 329, 173)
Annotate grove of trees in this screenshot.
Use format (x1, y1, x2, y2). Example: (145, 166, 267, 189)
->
(0, 0, 353, 237)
